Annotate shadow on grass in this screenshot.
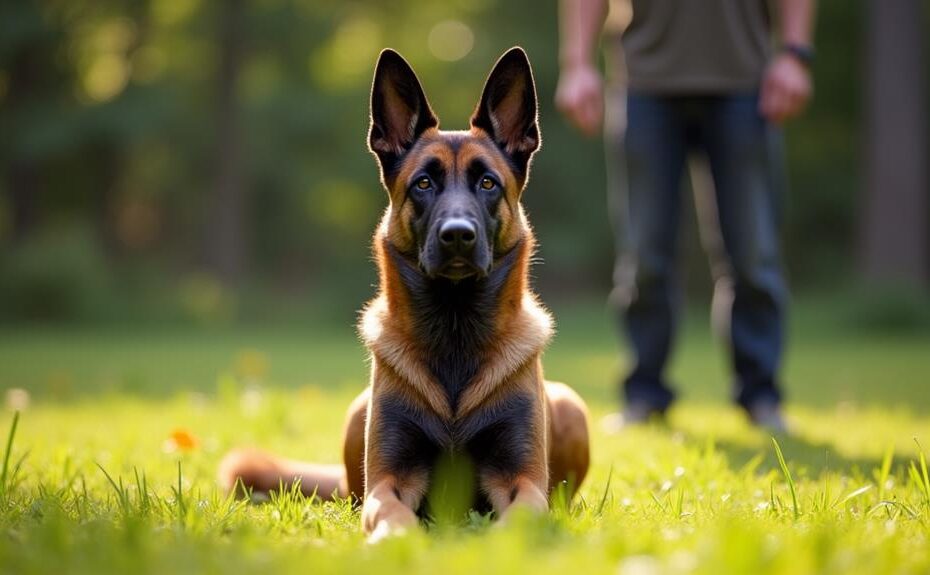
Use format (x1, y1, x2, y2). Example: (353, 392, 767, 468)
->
(711, 434, 883, 479)
(658, 403, 900, 479)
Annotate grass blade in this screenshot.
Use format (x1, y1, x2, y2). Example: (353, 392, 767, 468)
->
(172, 460, 188, 523)
(1, 411, 21, 493)
(836, 485, 873, 509)
(911, 439, 930, 508)
(772, 437, 800, 520)
(595, 466, 613, 517)
(876, 445, 894, 502)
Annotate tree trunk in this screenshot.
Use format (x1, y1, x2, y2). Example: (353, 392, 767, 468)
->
(4, 47, 41, 242)
(860, 0, 928, 287)
(204, 0, 246, 284)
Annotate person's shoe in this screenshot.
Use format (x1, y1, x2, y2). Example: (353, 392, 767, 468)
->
(748, 401, 788, 435)
(601, 402, 665, 433)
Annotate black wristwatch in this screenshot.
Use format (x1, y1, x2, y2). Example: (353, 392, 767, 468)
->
(781, 43, 815, 67)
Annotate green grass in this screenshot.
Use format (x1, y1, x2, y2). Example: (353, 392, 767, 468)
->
(1, 297, 929, 574)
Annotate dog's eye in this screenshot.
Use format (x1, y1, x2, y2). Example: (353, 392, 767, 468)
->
(479, 176, 497, 191)
(415, 177, 432, 191)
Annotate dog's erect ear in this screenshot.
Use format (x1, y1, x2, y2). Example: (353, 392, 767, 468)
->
(368, 49, 438, 176)
(470, 47, 540, 175)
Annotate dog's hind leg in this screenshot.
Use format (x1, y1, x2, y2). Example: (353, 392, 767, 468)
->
(340, 387, 368, 499)
(218, 388, 370, 501)
(545, 381, 590, 498)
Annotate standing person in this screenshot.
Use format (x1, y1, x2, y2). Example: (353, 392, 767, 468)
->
(556, 0, 816, 430)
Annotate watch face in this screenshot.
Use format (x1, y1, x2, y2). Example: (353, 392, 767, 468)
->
(783, 44, 815, 65)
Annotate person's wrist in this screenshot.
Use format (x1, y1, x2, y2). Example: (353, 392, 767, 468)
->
(780, 43, 815, 68)
(560, 56, 597, 74)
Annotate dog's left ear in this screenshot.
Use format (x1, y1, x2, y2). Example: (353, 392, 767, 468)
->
(471, 47, 540, 176)
(369, 49, 439, 179)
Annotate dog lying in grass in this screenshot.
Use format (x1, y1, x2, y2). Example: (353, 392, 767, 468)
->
(220, 47, 590, 540)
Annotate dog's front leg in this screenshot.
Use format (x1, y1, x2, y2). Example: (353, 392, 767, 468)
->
(482, 471, 549, 522)
(361, 379, 432, 541)
(361, 474, 423, 542)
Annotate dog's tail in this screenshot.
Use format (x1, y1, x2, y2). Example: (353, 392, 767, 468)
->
(219, 389, 369, 501)
(218, 448, 348, 500)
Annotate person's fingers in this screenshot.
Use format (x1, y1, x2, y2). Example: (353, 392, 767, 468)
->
(760, 56, 813, 123)
(571, 107, 593, 136)
(579, 90, 603, 136)
(762, 80, 791, 124)
(784, 89, 804, 120)
(558, 88, 599, 135)
(556, 86, 582, 121)
(759, 74, 777, 119)
(789, 82, 812, 118)
(779, 81, 808, 121)
(579, 92, 595, 130)
(578, 111, 596, 136)
(555, 68, 604, 136)
(568, 100, 589, 133)
(774, 91, 791, 123)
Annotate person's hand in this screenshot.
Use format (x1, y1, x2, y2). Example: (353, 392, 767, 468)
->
(556, 63, 604, 137)
(759, 52, 813, 124)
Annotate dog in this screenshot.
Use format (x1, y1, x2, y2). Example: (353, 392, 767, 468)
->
(219, 47, 590, 540)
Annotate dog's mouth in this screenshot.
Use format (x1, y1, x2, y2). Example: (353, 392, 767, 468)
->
(435, 257, 486, 281)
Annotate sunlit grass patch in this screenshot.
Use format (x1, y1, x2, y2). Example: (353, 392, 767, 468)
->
(0, 303, 928, 574)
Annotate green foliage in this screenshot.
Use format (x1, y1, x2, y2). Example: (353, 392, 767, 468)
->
(0, 225, 112, 321)
(842, 286, 930, 334)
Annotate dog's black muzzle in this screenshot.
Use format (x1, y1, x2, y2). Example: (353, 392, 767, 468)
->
(422, 215, 491, 281)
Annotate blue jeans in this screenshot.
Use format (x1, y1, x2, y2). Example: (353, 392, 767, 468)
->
(612, 92, 787, 412)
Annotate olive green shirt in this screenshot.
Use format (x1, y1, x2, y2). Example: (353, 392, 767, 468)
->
(622, 0, 775, 93)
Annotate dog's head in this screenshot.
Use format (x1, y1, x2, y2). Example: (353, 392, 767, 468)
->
(368, 47, 540, 281)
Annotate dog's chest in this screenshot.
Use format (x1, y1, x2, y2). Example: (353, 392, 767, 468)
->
(410, 276, 499, 407)
(426, 349, 480, 411)
(374, 386, 536, 480)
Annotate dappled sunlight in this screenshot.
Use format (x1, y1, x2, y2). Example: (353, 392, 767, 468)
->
(312, 179, 378, 237)
(83, 53, 131, 102)
(428, 20, 475, 62)
(150, 0, 200, 27)
(311, 18, 383, 91)
(77, 18, 136, 103)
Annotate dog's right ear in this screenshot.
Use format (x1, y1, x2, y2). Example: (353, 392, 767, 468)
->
(368, 49, 438, 177)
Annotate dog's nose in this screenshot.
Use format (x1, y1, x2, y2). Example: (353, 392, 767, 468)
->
(439, 218, 477, 253)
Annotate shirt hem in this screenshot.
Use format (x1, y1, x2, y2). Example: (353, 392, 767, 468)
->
(626, 76, 763, 95)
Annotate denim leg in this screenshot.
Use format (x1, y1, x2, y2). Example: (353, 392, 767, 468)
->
(700, 94, 788, 410)
(612, 93, 688, 412)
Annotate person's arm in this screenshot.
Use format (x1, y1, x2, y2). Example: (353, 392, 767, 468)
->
(760, 0, 817, 123)
(555, 0, 608, 137)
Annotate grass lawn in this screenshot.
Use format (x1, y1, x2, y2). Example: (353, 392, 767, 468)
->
(0, 297, 929, 574)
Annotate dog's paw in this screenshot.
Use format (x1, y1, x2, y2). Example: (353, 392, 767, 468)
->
(366, 521, 407, 545)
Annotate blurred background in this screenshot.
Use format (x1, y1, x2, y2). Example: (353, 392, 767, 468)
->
(0, 0, 927, 327)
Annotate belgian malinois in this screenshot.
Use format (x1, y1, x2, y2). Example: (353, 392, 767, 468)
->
(219, 47, 590, 540)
